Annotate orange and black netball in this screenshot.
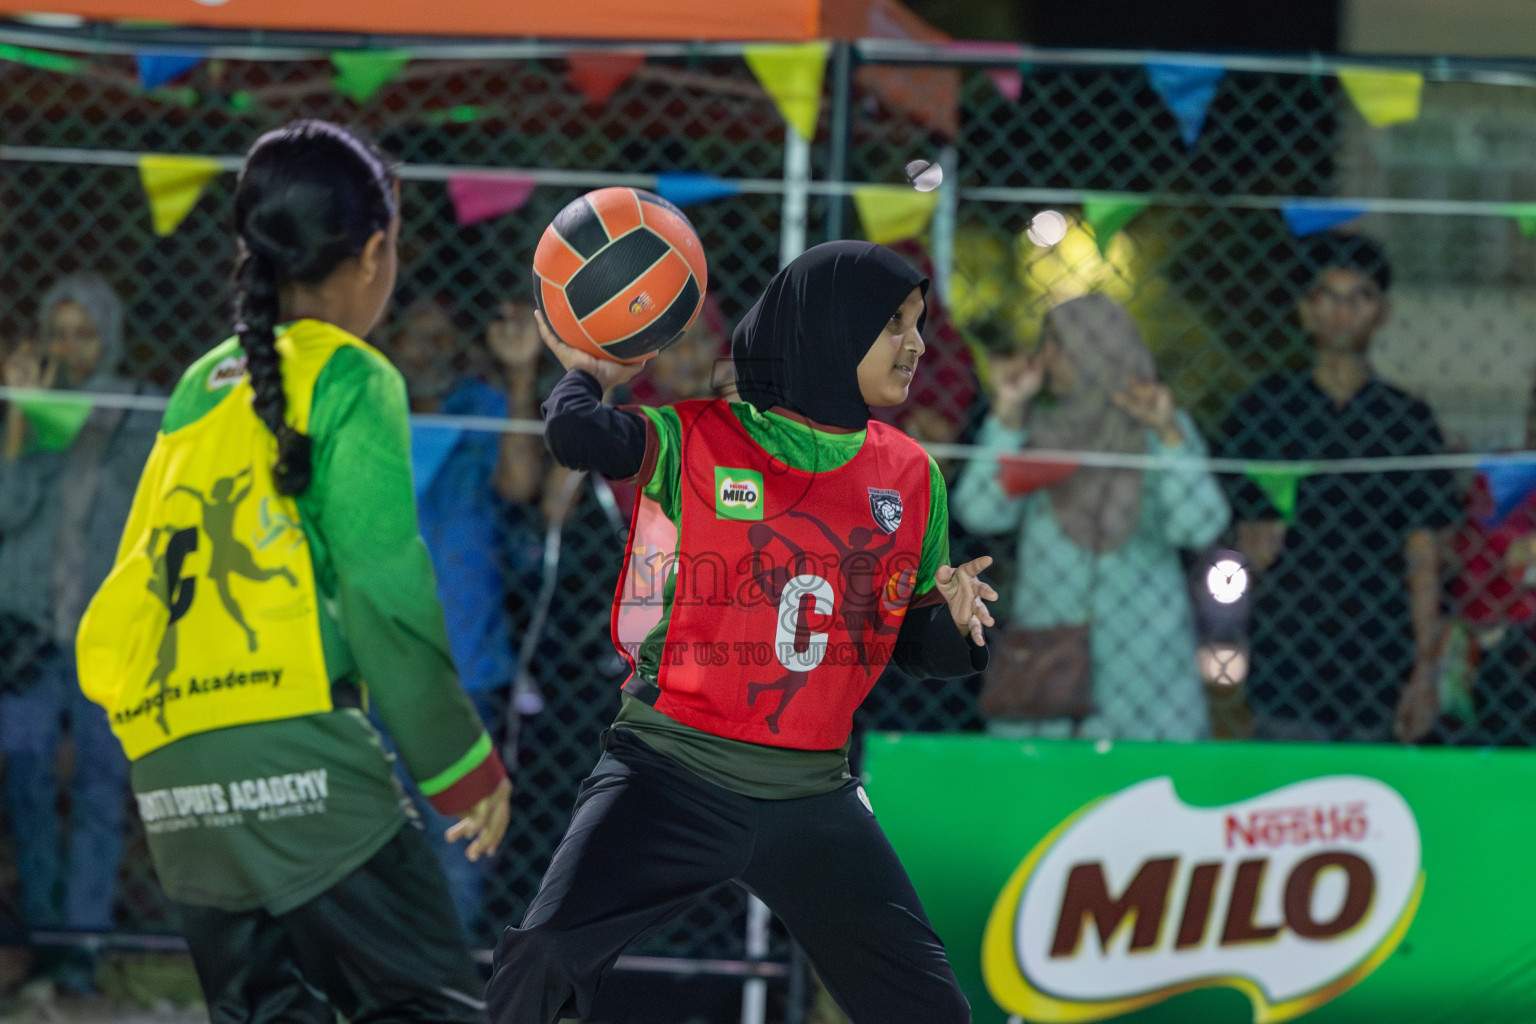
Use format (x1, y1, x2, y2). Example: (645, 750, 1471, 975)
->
(533, 187, 708, 364)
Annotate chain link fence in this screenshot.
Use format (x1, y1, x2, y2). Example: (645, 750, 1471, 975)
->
(1, 29, 1535, 1015)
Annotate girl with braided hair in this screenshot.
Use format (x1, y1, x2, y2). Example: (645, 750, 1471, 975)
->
(77, 120, 509, 1023)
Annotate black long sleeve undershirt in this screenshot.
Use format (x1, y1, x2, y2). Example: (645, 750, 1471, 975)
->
(542, 369, 648, 479)
(542, 368, 987, 677)
(891, 602, 990, 678)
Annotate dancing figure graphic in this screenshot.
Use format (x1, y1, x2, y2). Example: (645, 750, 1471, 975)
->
(166, 468, 297, 651)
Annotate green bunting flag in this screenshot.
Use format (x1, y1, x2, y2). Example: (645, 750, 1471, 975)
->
(0, 43, 81, 74)
(18, 394, 94, 451)
(1244, 465, 1314, 524)
(1083, 195, 1150, 255)
(423, 105, 488, 126)
(331, 50, 411, 104)
(1500, 203, 1536, 238)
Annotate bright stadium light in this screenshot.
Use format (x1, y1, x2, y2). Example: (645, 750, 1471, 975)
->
(1026, 210, 1068, 247)
(1206, 559, 1249, 605)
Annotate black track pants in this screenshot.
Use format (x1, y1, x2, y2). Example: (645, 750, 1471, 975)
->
(177, 824, 486, 1024)
(487, 729, 969, 1024)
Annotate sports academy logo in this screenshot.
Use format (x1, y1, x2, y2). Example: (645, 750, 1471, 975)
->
(715, 467, 764, 521)
(868, 487, 902, 534)
(982, 776, 1423, 1023)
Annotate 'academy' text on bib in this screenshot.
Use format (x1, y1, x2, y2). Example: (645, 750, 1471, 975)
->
(135, 768, 329, 833)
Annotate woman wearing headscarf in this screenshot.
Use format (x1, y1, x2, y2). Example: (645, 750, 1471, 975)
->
(0, 272, 159, 990)
(486, 241, 996, 1024)
(955, 294, 1229, 741)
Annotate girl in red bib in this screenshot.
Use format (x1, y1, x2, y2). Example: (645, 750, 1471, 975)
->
(489, 241, 995, 1024)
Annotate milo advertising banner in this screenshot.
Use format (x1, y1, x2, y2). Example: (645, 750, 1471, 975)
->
(861, 735, 1536, 1023)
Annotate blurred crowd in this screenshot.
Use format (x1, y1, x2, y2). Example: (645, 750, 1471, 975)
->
(0, 231, 1533, 975)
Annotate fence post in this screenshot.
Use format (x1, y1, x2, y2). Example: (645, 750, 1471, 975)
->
(740, 894, 772, 1024)
(932, 143, 959, 304)
(826, 40, 853, 242)
(780, 126, 812, 266)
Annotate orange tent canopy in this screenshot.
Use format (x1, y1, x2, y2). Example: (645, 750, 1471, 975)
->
(3, 0, 942, 41)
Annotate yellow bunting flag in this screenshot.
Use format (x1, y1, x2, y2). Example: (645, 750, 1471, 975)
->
(1337, 68, 1423, 127)
(852, 185, 940, 245)
(743, 41, 830, 142)
(138, 154, 223, 236)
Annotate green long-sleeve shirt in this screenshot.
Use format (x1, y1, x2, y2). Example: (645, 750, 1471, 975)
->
(131, 326, 502, 913)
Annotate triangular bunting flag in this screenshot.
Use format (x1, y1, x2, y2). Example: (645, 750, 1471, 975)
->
(852, 185, 940, 245)
(986, 67, 1024, 103)
(18, 394, 94, 451)
(744, 41, 830, 142)
(1499, 203, 1536, 239)
(1083, 195, 1150, 255)
(423, 105, 486, 127)
(1245, 465, 1313, 524)
(331, 50, 411, 104)
(1478, 459, 1536, 526)
(655, 172, 741, 208)
(565, 51, 645, 107)
(138, 154, 224, 236)
(411, 424, 464, 498)
(1144, 61, 1224, 148)
(0, 43, 81, 74)
(447, 174, 538, 227)
(136, 52, 203, 91)
(1338, 67, 1423, 127)
(1281, 201, 1368, 237)
(997, 455, 1078, 498)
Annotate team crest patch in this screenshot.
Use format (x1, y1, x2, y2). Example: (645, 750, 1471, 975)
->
(715, 467, 764, 522)
(868, 487, 902, 534)
(206, 355, 247, 391)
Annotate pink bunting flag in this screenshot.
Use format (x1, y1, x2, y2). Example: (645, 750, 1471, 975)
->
(987, 68, 1023, 102)
(447, 174, 537, 227)
(945, 40, 1023, 100)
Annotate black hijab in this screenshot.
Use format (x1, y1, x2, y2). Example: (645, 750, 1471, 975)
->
(731, 240, 928, 430)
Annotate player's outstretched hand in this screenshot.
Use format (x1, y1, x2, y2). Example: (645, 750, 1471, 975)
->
(446, 778, 513, 862)
(535, 310, 646, 392)
(935, 555, 998, 646)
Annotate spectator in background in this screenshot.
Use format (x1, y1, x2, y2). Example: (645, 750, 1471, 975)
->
(1441, 394, 1536, 746)
(382, 295, 546, 939)
(954, 294, 1228, 740)
(0, 273, 157, 991)
(1216, 234, 1459, 743)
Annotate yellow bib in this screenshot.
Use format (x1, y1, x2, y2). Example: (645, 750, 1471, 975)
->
(78, 322, 375, 760)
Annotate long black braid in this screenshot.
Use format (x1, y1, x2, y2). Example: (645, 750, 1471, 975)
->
(232, 120, 396, 495)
